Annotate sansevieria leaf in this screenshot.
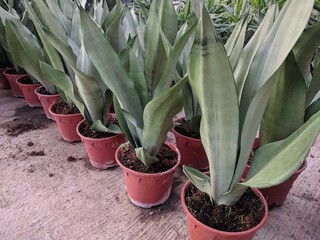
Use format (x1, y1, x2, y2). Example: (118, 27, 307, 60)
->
(243, 110, 320, 188)
(188, 5, 239, 203)
(260, 52, 306, 145)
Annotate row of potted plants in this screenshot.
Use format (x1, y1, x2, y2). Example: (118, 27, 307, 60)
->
(1, 0, 320, 239)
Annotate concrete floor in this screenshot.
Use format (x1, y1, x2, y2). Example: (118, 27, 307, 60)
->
(0, 89, 319, 240)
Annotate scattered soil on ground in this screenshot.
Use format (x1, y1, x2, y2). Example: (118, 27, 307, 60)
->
(117, 143, 177, 173)
(78, 119, 118, 139)
(0, 105, 50, 136)
(67, 156, 77, 162)
(28, 150, 45, 156)
(185, 184, 265, 232)
(51, 99, 80, 115)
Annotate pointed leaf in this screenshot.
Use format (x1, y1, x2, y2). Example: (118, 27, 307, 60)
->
(183, 166, 212, 198)
(79, 5, 144, 129)
(187, 6, 239, 203)
(260, 53, 306, 145)
(138, 77, 187, 165)
(243, 110, 320, 188)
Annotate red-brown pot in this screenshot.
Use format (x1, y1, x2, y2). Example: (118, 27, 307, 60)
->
(49, 103, 83, 142)
(247, 137, 307, 206)
(0, 67, 10, 89)
(181, 180, 268, 240)
(115, 141, 181, 208)
(16, 76, 42, 107)
(258, 160, 307, 206)
(172, 128, 208, 170)
(77, 118, 126, 169)
(3, 68, 27, 97)
(35, 86, 60, 120)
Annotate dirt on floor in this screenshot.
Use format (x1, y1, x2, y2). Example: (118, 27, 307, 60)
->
(0, 89, 319, 240)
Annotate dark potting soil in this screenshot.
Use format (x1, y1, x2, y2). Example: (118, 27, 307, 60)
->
(174, 124, 200, 139)
(185, 184, 265, 232)
(5, 68, 26, 75)
(78, 120, 117, 139)
(36, 86, 55, 95)
(18, 77, 35, 84)
(51, 99, 80, 114)
(117, 144, 178, 173)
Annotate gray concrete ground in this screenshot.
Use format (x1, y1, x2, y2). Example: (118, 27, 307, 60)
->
(0, 89, 319, 240)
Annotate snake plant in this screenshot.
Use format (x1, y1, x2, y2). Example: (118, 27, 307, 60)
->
(20, 0, 124, 133)
(78, 0, 197, 166)
(183, 0, 320, 206)
(0, 0, 32, 73)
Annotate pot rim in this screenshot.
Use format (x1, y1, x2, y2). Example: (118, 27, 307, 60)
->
(115, 140, 181, 177)
(76, 118, 124, 142)
(16, 75, 41, 86)
(3, 67, 27, 76)
(48, 102, 83, 117)
(35, 85, 60, 96)
(171, 127, 202, 143)
(181, 179, 269, 236)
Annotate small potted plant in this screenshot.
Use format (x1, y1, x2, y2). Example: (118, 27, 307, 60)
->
(78, 0, 197, 207)
(36, 0, 126, 165)
(0, 2, 28, 97)
(2, 2, 59, 108)
(181, 0, 320, 239)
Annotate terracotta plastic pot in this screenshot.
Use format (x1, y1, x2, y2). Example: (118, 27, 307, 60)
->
(3, 68, 27, 97)
(172, 128, 208, 170)
(77, 118, 126, 169)
(16, 76, 42, 107)
(35, 86, 60, 120)
(258, 160, 307, 206)
(49, 103, 83, 142)
(115, 141, 181, 208)
(0, 67, 10, 89)
(181, 180, 268, 240)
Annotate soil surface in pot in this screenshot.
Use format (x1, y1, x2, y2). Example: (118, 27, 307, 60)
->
(0, 105, 50, 136)
(5, 68, 26, 75)
(78, 120, 118, 139)
(51, 99, 80, 115)
(185, 184, 265, 232)
(18, 77, 37, 84)
(174, 125, 200, 139)
(118, 144, 178, 173)
(36, 86, 56, 95)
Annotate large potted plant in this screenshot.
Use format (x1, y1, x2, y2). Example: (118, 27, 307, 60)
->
(181, 0, 320, 239)
(77, 0, 197, 207)
(253, 20, 320, 206)
(172, 11, 249, 170)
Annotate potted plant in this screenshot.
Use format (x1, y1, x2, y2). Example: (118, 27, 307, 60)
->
(0, 1, 27, 96)
(35, 0, 126, 165)
(77, 0, 197, 207)
(181, 0, 320, 239)
(172, 12, 249, 170)
(0, 42, 11, 89)
(1, 1, 60, 108)
(252, 20, 320, 206)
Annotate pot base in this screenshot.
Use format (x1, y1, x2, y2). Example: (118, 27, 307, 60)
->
(128, 186, 172, 208)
